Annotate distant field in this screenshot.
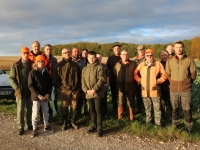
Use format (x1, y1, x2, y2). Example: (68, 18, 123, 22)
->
(0, 56, 108, 70)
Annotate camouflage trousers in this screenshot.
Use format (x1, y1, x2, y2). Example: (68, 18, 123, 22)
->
(143, 97, 161, 125)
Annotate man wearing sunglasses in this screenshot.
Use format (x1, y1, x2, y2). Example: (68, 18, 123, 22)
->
(134, 49, 167, 127)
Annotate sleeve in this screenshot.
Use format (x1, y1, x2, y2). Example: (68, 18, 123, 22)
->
(28, 71, 38, 99)
(53, 64, 62, 89)
(190, 58, 197, 82)
(165, 59, 171, 81)
(92, 66, 105, 92)
(9, 63, 19, 90)
(134, 64, 141, 84)
(157, 62, 167, 84)
(81, 68, 88, 93)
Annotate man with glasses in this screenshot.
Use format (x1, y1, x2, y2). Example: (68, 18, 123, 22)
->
(114, 50, 137, 121)
(134, 49, 167, 127)
(54, 48, 81, 130)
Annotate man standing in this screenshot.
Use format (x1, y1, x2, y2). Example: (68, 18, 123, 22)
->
(82, 51, 105, 137)
(29, 41, 53, 118)
(43, 44, 58, 116)
(54, 48, 81, 130)
(106, 44, 121, 113)
(132, 45, 145, 113)
(166, 41, 197, 133)
(134, 49, 167, 126)
(9, 47, 32, 135)
(114, 50, 137, 121)
(71, 47, 87, 117)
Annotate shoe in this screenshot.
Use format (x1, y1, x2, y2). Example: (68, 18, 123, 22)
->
(97, 128, 103, 137)
(88, 126, 97, 132)
(71, 122, 78, 129)
(44, 125, 55, 132)
(30, 130, 37, 138)
(19, 129, 24, 135)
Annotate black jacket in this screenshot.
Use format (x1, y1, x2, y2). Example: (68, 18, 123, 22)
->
(28, 68, 52, 101)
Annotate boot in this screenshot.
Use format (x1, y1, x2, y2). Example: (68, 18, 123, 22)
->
(118, 106, 124, 119)
(129, 108, 134, 122)
(61, 120, 68, 131)
(61, 107, 68, 131)
(71, 108, 78, 129)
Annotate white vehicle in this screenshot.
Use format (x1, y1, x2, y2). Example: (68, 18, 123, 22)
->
(0, 70, 15, 100)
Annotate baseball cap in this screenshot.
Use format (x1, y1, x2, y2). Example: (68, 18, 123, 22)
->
(21, 46, 30, 53)
(137, 45, 144, 50)
(145, 49, 154, 54)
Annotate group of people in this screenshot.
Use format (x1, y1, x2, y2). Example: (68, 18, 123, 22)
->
(9, 40, 197, 138)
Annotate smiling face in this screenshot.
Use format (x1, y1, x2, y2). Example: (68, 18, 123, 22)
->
(72, 47, 79, 59)
(174, 43, 183, 55)
(160, 51, 169, 62)
(32, 41, 40, 54)
(145, 53, 154, 63)
(62, 48, 71, 59)
(120, 50, 129, 63)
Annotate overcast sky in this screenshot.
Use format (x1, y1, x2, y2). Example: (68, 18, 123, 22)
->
(0, 0, 200, 55)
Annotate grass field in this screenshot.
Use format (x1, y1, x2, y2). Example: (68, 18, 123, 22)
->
(0, 56, 108, 70)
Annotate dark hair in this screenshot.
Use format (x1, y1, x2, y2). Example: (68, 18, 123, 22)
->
(82, 48, 88, 52)
(162, 50, 169, 54)
(173, 41, 184, 48)
(44, 44, 52, 48)
(88, 51, 96, 57)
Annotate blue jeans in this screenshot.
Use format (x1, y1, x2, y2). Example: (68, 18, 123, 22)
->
(51, 86, 58, 115)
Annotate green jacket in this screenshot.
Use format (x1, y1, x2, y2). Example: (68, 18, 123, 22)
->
(9, 59, 32, 99)
(114, 59, 137, 92)
(81, 61, 105, 99)
(53, 58, 81, 91)
(165, 54, 197, 92)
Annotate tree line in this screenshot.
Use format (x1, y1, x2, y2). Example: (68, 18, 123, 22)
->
(41, 36, 200, 59)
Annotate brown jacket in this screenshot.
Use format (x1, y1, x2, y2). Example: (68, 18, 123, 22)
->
(165, 54, 197, 92)
(114, 60, 137, 92)
(134, 60, 167, 97)
(53, 58, 81, 91)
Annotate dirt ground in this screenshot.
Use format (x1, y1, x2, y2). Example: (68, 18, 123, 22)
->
(0, 112, 200, 150)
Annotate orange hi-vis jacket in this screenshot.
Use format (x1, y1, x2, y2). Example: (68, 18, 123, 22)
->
(134, 60, 167, 97)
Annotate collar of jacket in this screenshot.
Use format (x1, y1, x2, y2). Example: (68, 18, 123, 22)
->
(174, 53, 187, 60)
(71, 57, 82, 63)
(143, 59, 156, 67)
(30, 51, 43, 57)
(87, 60, 99, 66)
(62, 58, 71, 63)
(119, 59, 131, 65)
(135, 55, 145, 60)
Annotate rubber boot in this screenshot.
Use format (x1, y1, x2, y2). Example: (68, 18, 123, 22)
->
(71, 108, 78, 129)
(118, 106, 124, 119)
(129, 108, 134, 122)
